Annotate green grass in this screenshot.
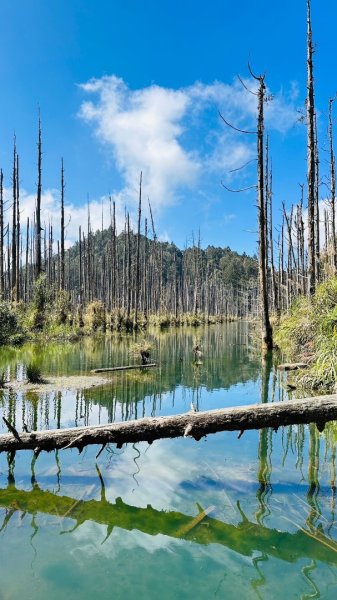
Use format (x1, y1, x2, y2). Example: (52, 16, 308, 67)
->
(275, 277, 337, 390)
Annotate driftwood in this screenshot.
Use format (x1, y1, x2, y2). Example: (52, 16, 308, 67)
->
(277, 363, 308, 371)
(91, 363, 157, 373)
(1, 395, 337, 454)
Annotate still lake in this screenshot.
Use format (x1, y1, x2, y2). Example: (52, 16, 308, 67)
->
(0, 322, 336, 599)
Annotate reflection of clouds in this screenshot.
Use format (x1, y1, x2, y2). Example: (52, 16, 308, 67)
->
(71, 522, 175, 558)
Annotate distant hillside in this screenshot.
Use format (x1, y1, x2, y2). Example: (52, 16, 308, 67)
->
(61, 226, 258, 320)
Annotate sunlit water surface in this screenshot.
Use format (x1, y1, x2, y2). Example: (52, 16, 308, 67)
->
(0, 323, 336, 600)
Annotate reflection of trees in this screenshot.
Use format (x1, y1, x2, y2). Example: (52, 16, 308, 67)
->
(1, 476, 337, 566)
(78, 323, 261, 415)
(0, 323, 261, 431)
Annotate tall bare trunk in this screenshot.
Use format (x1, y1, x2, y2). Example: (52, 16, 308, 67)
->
(307, 0, 316, 294)
(256, 74, 273, 349)
(35, 116, 42, 278)
(0, 170, 4, 299)
(60, 159, 65, 290)
(329, 97, 337, 274)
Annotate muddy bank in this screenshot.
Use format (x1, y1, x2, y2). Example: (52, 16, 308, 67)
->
(3, 374, 111, 393)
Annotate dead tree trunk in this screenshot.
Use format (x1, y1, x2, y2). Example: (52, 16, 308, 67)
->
(256, 72, 273, 349)
(134, 172, 142, 328)
(1, 395, 337, 453)
(329, 96, 337, 274)
(15, 154, 20, 302)
(35, 116, 42, 278)
(60, 158, 65, 290)
(0, 170, 4, 299)
(307, 0, 316, 294)
(11, 137, 17, 299)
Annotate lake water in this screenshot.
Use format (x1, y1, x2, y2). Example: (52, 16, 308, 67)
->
(0, 323, 336, 599)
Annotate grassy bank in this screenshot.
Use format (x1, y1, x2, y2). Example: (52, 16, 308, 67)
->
(275, 278, 337, 390)
(0, 295, 237, 347)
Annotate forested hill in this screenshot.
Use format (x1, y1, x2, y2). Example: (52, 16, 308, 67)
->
(67, 227, 258, 288)
(59, 226, 258, 320)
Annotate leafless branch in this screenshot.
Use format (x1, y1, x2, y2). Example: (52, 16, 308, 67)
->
(229, 158, 257, 173)
(219, 112, 256, 135)
(237, 75, 258, 96)
(221, 181, 257, 193)
(248, 61, 265, 83)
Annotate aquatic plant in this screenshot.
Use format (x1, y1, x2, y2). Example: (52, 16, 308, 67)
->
(26, 362, 43, 384)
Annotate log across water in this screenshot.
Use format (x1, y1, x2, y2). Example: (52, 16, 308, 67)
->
(1, 394, 337, 454)
(91, 363, 157, 373)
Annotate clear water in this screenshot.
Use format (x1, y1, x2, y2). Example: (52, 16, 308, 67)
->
(0, 323, 336, 600)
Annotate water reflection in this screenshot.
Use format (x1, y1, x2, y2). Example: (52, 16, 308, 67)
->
(0, 323, 260, 433)
(1, 463, 337, 566)
(0, 324, 337, 599)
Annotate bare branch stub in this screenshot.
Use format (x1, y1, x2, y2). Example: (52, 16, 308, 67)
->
(2, 417, 21, 441)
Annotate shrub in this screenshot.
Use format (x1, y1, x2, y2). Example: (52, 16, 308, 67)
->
(26, 363, 43, 384)
(84, 301, 106, 331)
(0, 302, 20, 345)
(276, 276, 337, 390)
(129, 338, 153, 362)
(31, 274, 52, 330)
(54, 290, 72, 325)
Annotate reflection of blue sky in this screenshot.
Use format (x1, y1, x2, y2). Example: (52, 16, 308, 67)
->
(1, 326, 337, 598)
(1, 426, 337, 599)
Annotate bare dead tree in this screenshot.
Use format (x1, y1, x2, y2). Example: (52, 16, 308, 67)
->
(307, 0, 316, 294)
(254, 69, 273, 349)
(329, 96, 337, 274)
(15, 153, 20, 301)
(134, 172, 142, 328)
(60, 158, 65, 290)
(11, 136, 17, 300)
(35, 115, 43, 278)
(0, 170, 4, 298)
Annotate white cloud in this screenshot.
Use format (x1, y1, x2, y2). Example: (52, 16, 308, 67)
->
(4, 187, 127, 249)
(79, 76, 201, 212)
(78, 75, 300, 213)
(2, 76, 300, 250)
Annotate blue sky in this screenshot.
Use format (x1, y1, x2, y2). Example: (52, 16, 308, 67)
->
(0, 0, 336, 253)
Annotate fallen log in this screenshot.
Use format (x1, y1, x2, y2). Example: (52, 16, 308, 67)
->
(277, 363, 308, 371)
(1, 394, 337, 453)
(91, 363, 157, 373)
